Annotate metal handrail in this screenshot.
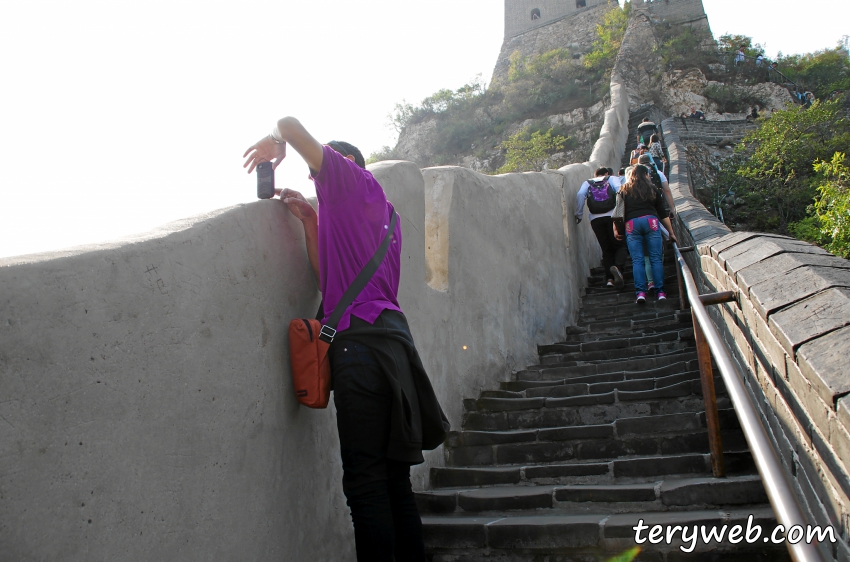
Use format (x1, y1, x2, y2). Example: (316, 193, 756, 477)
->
(671, 242, 826, 562)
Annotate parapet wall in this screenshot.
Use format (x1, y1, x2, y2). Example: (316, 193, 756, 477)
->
(674, 118, 758, 145)
(0, 158, 628, 561)
(662, 117, 850, 561)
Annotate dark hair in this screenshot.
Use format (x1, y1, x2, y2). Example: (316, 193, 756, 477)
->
(327, 141, 366, 169)
(594, 167, 609, 176)
(606, 167, 614, 176)
(649, 134, 659, 144)
(618, 168, 625, 176)
(621, 165, 657, 202)
(642, 117, 650, 122)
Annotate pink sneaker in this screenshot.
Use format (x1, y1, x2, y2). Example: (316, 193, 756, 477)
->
(636, 291, 647, 304)
(657, 291, 667, 301)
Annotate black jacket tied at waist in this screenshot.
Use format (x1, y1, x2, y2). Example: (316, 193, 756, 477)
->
(331, 310, 450, 465)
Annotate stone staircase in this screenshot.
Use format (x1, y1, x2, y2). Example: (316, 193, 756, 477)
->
(621, 104, 667, 171)
(419, 253, 790, 561)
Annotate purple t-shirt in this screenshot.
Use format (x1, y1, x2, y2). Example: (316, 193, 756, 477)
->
(312, 145, 403, 333)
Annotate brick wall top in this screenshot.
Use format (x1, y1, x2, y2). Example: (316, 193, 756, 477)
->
(662, 117, 850, 555)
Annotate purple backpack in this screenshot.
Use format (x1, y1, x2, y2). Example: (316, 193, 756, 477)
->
(586, 178, 616, 214)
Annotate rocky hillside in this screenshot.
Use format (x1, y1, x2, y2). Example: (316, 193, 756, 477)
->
(385, 1, 797, 174)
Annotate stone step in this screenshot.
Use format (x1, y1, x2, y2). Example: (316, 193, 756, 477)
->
(430, 450, 756, 488)
(538, 327, 692, 356)
(565, 317, 693, 342)
(445, 426, 745, 468)
(504, 360, 699, 391)
(462, 388, 731, 432)
(540, 340, 694, 365)
(581, 286, 681, 307)
(575, 312, 692, 334)
(422, 507, 788, 559)
(588, 263, 678, 286)
(520, 349, 700, 380)
(466, 377, 716, 414)
(415, 474, 767, 514)
(578, 298, 681, 323)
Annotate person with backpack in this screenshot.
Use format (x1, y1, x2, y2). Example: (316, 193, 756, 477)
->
(243, 116, 449, 562)
(575, 167, 628, 289)
(613, 165, 677, 303)
(647, 134, 666, 174)
(638, 154, 675, 219)
(636, 117, 658, 147)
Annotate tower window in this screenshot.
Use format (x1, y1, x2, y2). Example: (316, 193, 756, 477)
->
(576, 0, 586, 7)
(531, 8, 541, 20)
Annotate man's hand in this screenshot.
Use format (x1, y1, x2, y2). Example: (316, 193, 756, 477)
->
(243, 136, 286, 174)
(280, 189, 317, 223)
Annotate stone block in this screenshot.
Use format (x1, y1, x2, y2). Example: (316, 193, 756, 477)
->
(765, 400, 797, 471)
(752, 312, 788, 381)
(798, 326, 850, 412)
(770, 288, 850, 356)
(613, 453, 707, 478)
(430, 466, 521, 488)
(487, 514, 603, 549)
(736, 251, 850, 293)
(839, 397, 850, 434)
(812, 420, 850, 503)
(787, 357, 833, 439)
(603, 510, 723, 539)
(773, 366, 814, 443)
(556, 483, 656, 503)
(457, 486, 554, 512)
(421, 516, 491, 549)
(796, 452, 839, 531)
(446, 445, 495, 467)
(495, 441, 576, 465)
(524, 462, 609, 479)
(710, 232, 758, 260)
(537, 423, 613, 442)
(660, 475, 767, 506)
(749, 266, 850, 318)
(616, 412, 701, 436)
(721, 237, 826, 273)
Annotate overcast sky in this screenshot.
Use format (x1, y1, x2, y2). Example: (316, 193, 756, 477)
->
(1, 0, 847, 259)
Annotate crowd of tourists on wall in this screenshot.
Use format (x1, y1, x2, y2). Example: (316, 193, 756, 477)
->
(575, 117, 680, 304)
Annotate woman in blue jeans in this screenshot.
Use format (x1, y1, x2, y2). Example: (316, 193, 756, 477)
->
(613, 165, 677, 303)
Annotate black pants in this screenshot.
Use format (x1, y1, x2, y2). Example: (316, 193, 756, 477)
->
(330, 340, 426, 562)
(590, 216, 628, 280)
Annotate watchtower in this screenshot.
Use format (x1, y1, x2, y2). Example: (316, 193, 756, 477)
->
(504, 0, 610, 39)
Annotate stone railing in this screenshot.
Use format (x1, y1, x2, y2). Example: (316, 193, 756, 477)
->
(662, 117, 850, 561)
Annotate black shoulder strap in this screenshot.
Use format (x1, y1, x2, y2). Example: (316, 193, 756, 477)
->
(319, 211, 399, 343)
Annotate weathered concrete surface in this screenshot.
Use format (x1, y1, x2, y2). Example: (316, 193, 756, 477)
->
(663, 116, 850, 560)
(0, 152, 601, 560)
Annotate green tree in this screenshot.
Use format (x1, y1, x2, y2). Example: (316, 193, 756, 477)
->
(496, 127, 568, 173)
(778, 47, 850, 99)
(812, 152, 850, 258)
(710, 99, 850, 232)
(584, 2, 630, 72)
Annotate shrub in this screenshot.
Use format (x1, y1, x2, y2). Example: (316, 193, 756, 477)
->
(710, 99, 850, 233)
(496, 127, 569, 173)
(812, 152, 850, 258)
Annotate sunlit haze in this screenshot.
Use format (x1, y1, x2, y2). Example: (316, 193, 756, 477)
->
(1, 0, 847, 258)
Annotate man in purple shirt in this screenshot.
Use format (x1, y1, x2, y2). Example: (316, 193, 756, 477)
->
(244, 117, 448, 562)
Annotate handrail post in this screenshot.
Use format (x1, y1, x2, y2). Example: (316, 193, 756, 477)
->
(692, 311, 726, 478)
